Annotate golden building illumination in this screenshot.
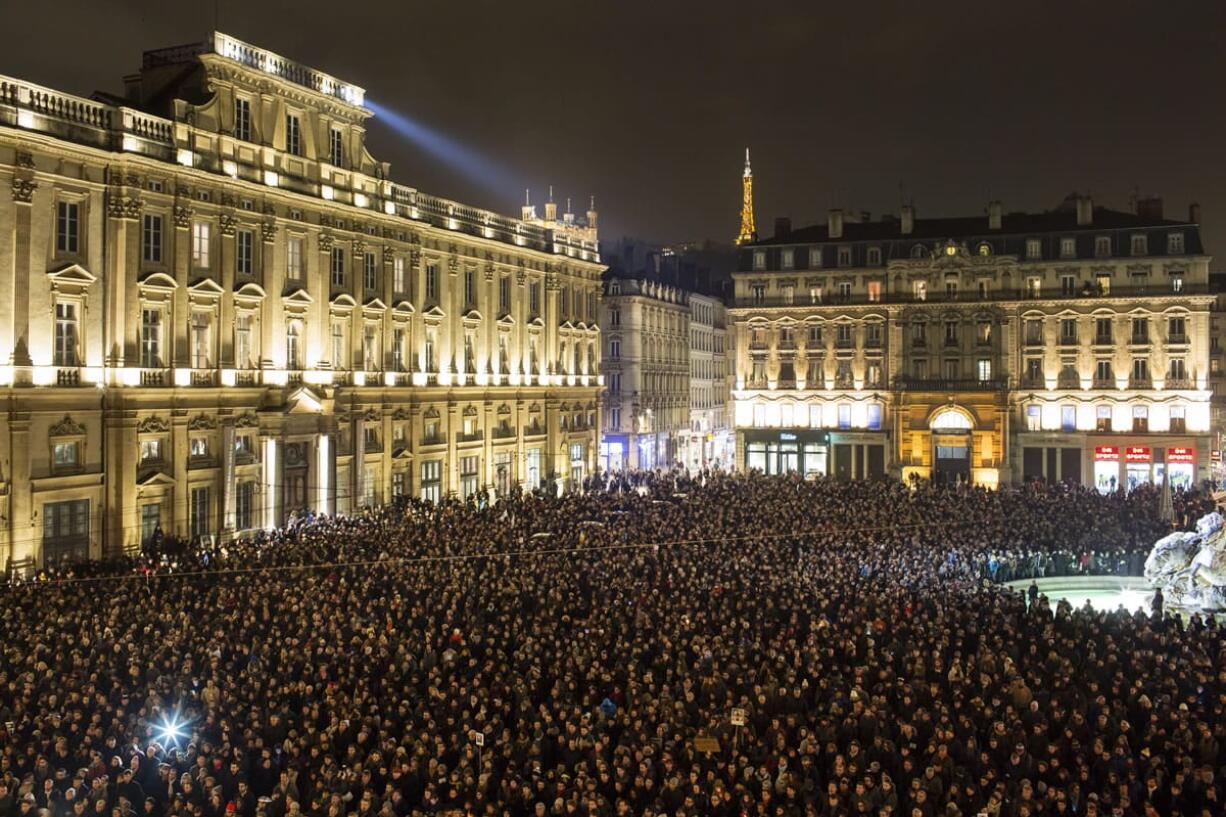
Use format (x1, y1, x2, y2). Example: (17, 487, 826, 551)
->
(0, 33, 604, 568)
(730, 196, 1213, 488)
(735, 148, 757, 246)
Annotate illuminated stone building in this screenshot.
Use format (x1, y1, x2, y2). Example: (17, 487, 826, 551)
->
(731, 196, 1213, 488)
(0, 33, 603, 567)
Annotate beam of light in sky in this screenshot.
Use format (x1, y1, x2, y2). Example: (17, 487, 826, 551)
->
(366, 99, 527, 205)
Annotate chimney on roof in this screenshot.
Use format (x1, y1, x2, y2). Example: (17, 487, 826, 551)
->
(774, 217, 792, 238)
(1076, 194, 1093, 226)
(1136, 196, 1164, 221)
(900, 204, 914, 236)
(1190, 202, 1201, 224)
(828, 209, 844, 239)
(987, 201, 1002, 231)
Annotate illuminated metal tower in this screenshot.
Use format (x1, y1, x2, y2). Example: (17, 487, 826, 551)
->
(736, 148, 758, 245)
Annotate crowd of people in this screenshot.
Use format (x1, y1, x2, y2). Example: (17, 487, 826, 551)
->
(0, 473, 1222, 817)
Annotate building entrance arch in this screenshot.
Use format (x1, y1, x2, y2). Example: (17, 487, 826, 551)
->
(929, 406, 973, 485)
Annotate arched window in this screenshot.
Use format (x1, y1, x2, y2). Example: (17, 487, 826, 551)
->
(930, 407, 973, 431)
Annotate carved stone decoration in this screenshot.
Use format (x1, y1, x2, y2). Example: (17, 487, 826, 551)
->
(409, 248, 421, 266)
(1146, 511, 1226, 611)
(49, 415, 86, 437)
(173, 205, 194, 229)
(137, 415, 170, 434)
(234, 413, 259, 428)
(363, 408, 381, 422)
(392, 408, 409, 421)
(261, 221, 277, 243)
(15, 151, 35, 169)
(352, 239, 366, 255)
(220, 193, 237, 209)
(262, 201, 276, 215)
(383, 246, 395, 266)
(10, 177, 37, 204)
(409, 232, 421, 245)
(176, 184, 194, 198)
(485, 261, 496, 281)
(105, 194, 143, 219)
(187, 414, 218, 431)
(448, 257, 459, 275)
(218, 213, 237, 237)
(516, 268, 527, 286)
(318, 233, 335, 252)
(124, 172, 141, 187)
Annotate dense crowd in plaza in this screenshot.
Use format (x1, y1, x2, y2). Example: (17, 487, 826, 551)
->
(0, 473, 1223, 817)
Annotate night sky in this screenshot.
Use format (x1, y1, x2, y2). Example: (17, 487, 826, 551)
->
(7, 1, 1226, 255)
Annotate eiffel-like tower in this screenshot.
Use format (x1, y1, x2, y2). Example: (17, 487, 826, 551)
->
(735, 148, 758, 245)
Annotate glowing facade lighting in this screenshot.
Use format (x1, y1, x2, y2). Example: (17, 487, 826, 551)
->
(317, 434, 330, 515)
(383, 200, 396, 215)
(223, 160, 238, 178)
(321, 184, 335, 201)
(263, 438, 277, 529)
(122, 135, 139, 152)
(176, 149, 194, 167)
(263, 170, 278, 187)
(353, 192, 368, 208)
(17, 110, 34, 129)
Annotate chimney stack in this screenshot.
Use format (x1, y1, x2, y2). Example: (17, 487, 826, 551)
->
(987, 200, 1003, 230)
(828, 209, 844, 239)
(1075, 194, 1093, 226)
(774, 217, 792, 238)
(900, 204, 914, 236)
(544, 185, 558, 222)
(1136, 196, 1164, 221)
(1189, 202, 1201, 224)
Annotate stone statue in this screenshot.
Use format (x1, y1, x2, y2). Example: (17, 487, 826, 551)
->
(1145, 510, 1226, 611)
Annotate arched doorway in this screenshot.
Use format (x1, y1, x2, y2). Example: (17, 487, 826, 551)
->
(930, 406, 973, 485)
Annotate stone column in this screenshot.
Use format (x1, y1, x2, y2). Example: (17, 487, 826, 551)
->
(9, 176, 36, 380)
(221, 420, 236, 536)
(8, 413, 33, 564)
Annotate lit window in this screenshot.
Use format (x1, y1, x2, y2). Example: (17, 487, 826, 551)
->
(393, 256, 406, 293)
(140, 309, 162, 368)
(190, 436, 209, 458)
(287, 236, 303, 279)
(54, 302, 78, 367)
(752, 251, 766, 270)
(1026, 404, 1041, 431)
(1168, 232, 1184, 254)
(52, 441, 79, 469)
(1060, 237, 1076, 258)
(191, 221, 211, 268)
(140, 439, 163, 463)
(1026, 238, 1041, 259)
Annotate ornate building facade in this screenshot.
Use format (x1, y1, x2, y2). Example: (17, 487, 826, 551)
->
(731, 196, 1213, 488)
(0, 33, 603, 568)
(680, 292, 734, 469)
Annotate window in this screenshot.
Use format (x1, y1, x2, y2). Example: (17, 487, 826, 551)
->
(54, 302, 78, 366)
(1095, 236, 1111, 257)
(977, 359, 992, 382)
(866, 323, 882, 346)
(329, 127, 343, 166)
(1026, 404, 1041, 431)
(1025, 358, 1043, 383)
(1096, 405, 1112, 432)
(1170, 405, 1186, 433)
(944, 321, 959, 346)
(43, 499, 89, 562)
(977, 321, 992, 345)
(234, 433, 253, 458)
(808, 247, 823, 268)
(331, 323, 346, 369)
(234, 314, 252, 369)
(287, 236, 303, 279)
(912, 280, 927, 301)
(780, 249, 794, 270)
(52, 441, 79, 469)
(286, 320, 302, 369)
(56, 201, 80, 254)
(867, 247, 881, 265)
(781, 284, 795, 304)
(191, 312, 211, 368)
(393, 255, 406, 293)
(142, 214, 163, 263)
(140, 309, 161, 368)
(945, 279, 958, 298)
(425, 328, 437, 372)
(609, 339, 621, 359)
(944, 359, 959, 379)
(236, 229, 253, 276)
(1095, 318, 1113, 344)
(837, 247, 852, 267)
(425, 263, 439, 302)
(1168, 232, 1185, 254)
(911, 321, 926, 345)
(234, 97, 251, 141)
(462, 268, 476, 307)
(1059, 237, 1076, 259)
(235, 482, 255, 531)
(285, 113, 301, 155)
(391, 471, 406, 499)
(1169, 358, 1186, 382)
(190, 437, 210, 459)
(331, 247, 345, 287)
(808, 285, 822, 304)
(837, 403, 851, 430)
(609, 372, 621, 393)
(752, 251, 766, 271)
(867, 403, 882, 430)
(1061, 275, 1076, 296)
(500, 276, 511, 313)
(191, 221, 211, 267)
(808, 325, 823, 346)
(1171, 273, 1184, 293)
(837, 323, 853, 346)
(363, 252, 377, 291)
(867, 281, 881, 302)
(1131, 318, 1148, 343)
(363, 324, 379, 371)
(1096, 272, 1111, 294)
(530, 281, 541, 315)
(1132, 358, 1150, 383)
(977, 280, 990, 298)
(751, 284, 766, 304)
(837, 281, 852, 300)
(913, 359, 928, 380)
(460, 456, 480, 499)
(191, 487, 210, 537)
(526, 448, 542, 491)
(1095, 360, 1113, 384)
(1168, 316, 1186, 342)
(1026, 238, 1041, 259)
(609, 308, 620, 327)
(1061, 405, 1076, 432)
(1132, 405, 1148, 432)
(1059, 319, 1077, 344)
(1026, 277, 1042, 297)
(140, 438, 163, 463)
(1130, 234, 1148, 256)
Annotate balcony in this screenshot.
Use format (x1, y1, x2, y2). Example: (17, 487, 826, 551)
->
(1129, 377, 1153, 390)
(1092, 378, 1115, 390)
(419, 434, 446, 447)
(139, 368, 167, 386)
(777, 377, 797, 390)
(1168, 334, 1189, 345)
(1093, 335, 1113, 346)
(730, 282, 1212, 309)
(234, 370, 259, 387)
(1129, 335, 1150, 346)
(55, 367, 81, 386)
(865, 336, 883, 348)
(1057, 335, 1078, 348)
(456, 431, 484, 444)
(835, 337, 855, 349)
(1019, 376, 1044, 389)
(190, 369, 216, 387)
(892, 376, 1009, 392)
(1166, 377, 1193, 390)
(1023, 335, 1044, 347)
(493, 426, 517, 440)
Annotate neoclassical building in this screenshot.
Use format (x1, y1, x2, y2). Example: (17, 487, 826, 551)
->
(731, 196, 1213, 488)
(0, 33, 603, 568)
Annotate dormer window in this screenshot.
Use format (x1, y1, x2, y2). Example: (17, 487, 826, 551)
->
(1095, 236, 1111, 257)
(1167, 232, 1185, 254)
(1026, 238, 1041, 259)
(752, 250, 766, 271)
(1131, 234, 1148, 256)
(837, 246, 852, 267)
(867, 246, 882, 265)
(1060, 237, 1076, 259)
(780, 249, 794, 269)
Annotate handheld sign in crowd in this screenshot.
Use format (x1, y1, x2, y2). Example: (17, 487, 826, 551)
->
(693, 736, 720, 754)
(471, 730, 484, 747)
(730, 708, 747, 727)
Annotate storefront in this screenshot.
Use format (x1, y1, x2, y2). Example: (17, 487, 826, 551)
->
(743, 429, 829, 477)
(1093, 445, 1120, 492)
(1166, 446, 1196, 489)
(1091, 442, 1200, 492)
(600, 435, 628, 472)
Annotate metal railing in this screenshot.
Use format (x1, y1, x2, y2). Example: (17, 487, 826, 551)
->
(732, 283, 1211, 310)
(892, 376, 1010, 392)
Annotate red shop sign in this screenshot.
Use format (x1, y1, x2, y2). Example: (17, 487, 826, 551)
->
(1167, 447, 1195, 464)
(1125, 446, 1152, 462)
(1094, 446, 1120, 461)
